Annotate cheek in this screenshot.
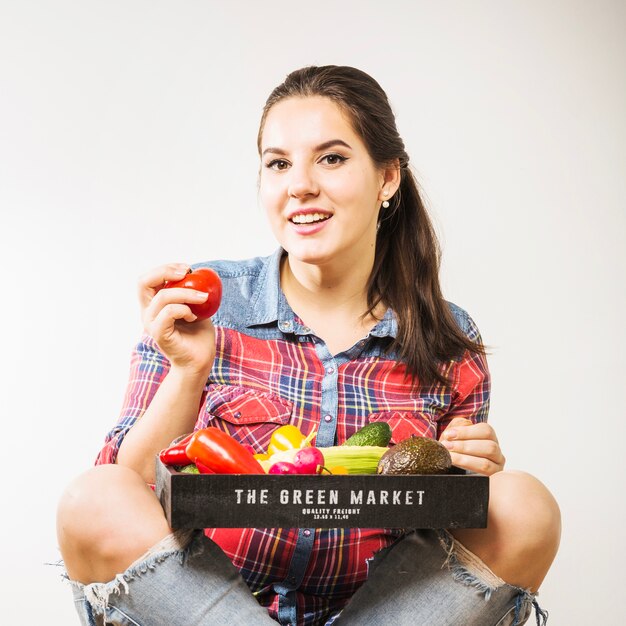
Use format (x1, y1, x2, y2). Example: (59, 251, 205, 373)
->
(259, 177, 282, 210)
(260, 191, 284, 235)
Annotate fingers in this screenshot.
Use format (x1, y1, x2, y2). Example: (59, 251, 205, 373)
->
(442, 438, 503, 462)
(447, 449, 505, 476)
(439, 420, 505, 476)
(440, 421, 499, 444)
(137, 264, 190, 308)
(142, 288, 209, 334)
(148, 303, 199, 342)
(138, 262, 209, 332)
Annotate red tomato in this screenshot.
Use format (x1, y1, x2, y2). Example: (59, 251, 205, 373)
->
(162, 268, 222, 320)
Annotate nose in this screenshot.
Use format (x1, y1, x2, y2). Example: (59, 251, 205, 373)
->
(287, 162, 319, 199)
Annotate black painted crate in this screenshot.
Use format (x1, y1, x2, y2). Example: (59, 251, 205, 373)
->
(156, 459, 488, 529)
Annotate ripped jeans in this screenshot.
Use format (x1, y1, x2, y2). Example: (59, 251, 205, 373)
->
(66, 529, 547, 626)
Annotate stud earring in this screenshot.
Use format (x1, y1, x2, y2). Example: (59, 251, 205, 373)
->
(382, 189, 390, 208)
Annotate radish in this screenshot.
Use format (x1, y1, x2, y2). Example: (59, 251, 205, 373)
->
(293, 447, 325, 474)
(268, 461, 298, 475)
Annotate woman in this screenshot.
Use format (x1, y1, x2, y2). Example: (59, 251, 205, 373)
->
(57, 65, 561, 626)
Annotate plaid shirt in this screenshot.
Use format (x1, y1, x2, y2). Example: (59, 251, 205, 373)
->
(97, 249, 490, 626)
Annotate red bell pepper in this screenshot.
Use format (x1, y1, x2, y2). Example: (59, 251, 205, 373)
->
(195, 460, 215, 474)
(185, 428, 264, 474)
(158, 433, 194, 466)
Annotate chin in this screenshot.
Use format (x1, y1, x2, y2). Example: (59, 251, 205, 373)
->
(287, 250, 332, 267)
(281, 239, 337, 265)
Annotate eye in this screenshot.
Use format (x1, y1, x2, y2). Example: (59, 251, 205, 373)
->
(265, 159, 290, 171)
(320, 153, 348, 166)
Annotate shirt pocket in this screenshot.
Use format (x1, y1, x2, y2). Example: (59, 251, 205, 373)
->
(200, 384, 293, 452)
(368, 410, 438, 444)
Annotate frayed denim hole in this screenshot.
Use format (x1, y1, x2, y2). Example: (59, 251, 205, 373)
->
(508, 592, 548, 626)
(532, 599, 549, 626)
(437, 530, 506, 602)
(122, 530, 200, 581)
(512, 592, 524, 625)
(439, 531, 548, 626)
(76, 532, 199, 618)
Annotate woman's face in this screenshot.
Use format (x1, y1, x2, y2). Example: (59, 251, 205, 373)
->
(259, 96, 387, 269)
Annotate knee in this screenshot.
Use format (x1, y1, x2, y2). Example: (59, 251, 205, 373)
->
(56, 464, 162, 558)
(489, 470, 561, 560)
(57, 464, 171, 583)
(57, 465, 134, 549)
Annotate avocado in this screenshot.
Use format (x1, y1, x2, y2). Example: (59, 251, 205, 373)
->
(343, 422, 392, 447)
(377, 435, 452, 475)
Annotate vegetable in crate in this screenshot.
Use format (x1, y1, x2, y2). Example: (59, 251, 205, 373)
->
(267, 424, 310, 455)
(260, 445, 387, 475)
(186, 428, 264, 474)
(343, 422, 392, 447)
(377, 435, 452, 475)
(268, 461, 299, 475)
(307, 445, 387, 474)
(267, 447, 325, 475)
(159, 433, 194, 466)
(293, 447, 325, 474)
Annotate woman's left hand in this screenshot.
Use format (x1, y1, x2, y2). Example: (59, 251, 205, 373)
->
(439, 417, 506, 476)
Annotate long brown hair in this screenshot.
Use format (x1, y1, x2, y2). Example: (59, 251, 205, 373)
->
(257, 65, 484, 386)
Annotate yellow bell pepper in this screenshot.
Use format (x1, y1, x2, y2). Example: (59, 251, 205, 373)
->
(267, 424, 309, 456)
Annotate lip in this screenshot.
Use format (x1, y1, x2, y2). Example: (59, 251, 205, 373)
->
(286, 207, 334, 236)
(290, 219, 331, 236)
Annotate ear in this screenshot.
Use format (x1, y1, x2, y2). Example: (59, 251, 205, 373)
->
(378, 159, 401, 202)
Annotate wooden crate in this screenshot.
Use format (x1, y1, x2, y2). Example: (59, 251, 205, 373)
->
(156, 459, 489, 529)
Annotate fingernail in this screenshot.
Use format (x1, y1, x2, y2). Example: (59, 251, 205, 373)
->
(193, 291, 208, 300)
(445, 429, 457, 440)
(441, 440, 454, 449)
(173, 268, 187, 278)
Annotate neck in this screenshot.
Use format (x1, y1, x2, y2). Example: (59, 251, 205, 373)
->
(280, 251, 386, 354)
(281, 252, 374, 316)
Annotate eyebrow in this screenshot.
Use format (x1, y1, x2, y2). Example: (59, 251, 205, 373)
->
(261, 139, 352, 157)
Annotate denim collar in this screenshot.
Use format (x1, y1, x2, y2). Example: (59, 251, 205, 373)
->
(245, 247, 398, 339)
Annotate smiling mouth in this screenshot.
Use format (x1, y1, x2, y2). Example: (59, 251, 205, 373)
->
(290, 213, 332, 224)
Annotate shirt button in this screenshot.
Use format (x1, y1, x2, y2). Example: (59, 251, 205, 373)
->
(324, 414, 333, 422)
(326, 366, 335, 374)
(233, 411, 241, 419)
(303, 529, 311, 537)
(302, 326, 311, 333)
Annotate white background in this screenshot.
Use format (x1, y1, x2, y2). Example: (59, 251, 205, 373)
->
(1, 1, 624, 624)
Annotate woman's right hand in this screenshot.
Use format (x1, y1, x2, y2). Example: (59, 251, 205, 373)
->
(138, 263, 216, 376)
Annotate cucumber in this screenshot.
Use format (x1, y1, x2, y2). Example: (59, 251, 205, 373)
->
(343, 422, 392, 447)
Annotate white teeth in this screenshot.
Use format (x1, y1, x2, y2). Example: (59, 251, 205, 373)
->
(291, 213, 330, 224)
